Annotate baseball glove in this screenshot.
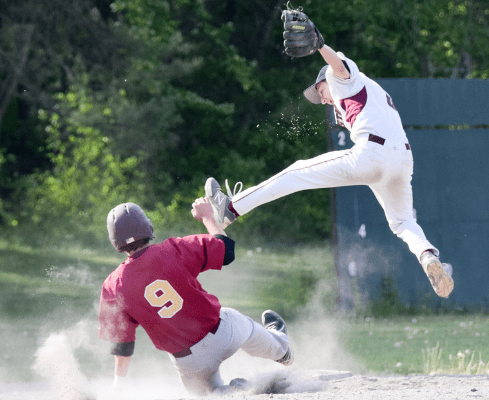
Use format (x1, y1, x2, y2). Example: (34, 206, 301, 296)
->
(281, 6, 325, 58)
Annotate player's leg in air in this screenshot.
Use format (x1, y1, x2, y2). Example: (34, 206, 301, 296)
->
(206, 147, 454, 298)
(368, 150, 454, 298)
(205, 147, 366, 228)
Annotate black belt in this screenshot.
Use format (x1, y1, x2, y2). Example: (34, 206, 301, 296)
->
(368, 134, 410, 150)
(172, 318, 221, 358)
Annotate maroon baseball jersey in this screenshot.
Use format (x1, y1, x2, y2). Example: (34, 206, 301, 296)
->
(98, 234, 225, 353)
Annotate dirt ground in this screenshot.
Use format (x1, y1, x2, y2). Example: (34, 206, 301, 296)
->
(2, 371, 489, 400)
(283, 373, 489, 400)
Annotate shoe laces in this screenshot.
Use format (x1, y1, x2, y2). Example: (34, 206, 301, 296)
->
(265, 320, 286, 334)
(225, 179, 243, 199)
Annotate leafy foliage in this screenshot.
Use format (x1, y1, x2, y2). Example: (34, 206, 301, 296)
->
(1, 0, 489, 244)
(28, 88, 146, 231)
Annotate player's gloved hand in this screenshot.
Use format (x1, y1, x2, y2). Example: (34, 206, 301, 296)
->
(281, 6, 325, 57)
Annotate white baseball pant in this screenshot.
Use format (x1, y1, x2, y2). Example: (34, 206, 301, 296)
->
(169, 307, 289, 395)
(231, 136, 438, 260)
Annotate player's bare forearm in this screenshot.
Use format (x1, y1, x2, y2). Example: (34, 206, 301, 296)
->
(202, 216, 227, 236)
(114, 355, 131, 377)
(192, 197, 227, 236)
(318, 45, 350, 79)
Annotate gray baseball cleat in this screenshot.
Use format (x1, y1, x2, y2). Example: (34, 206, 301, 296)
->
(262, 310, 294, 366)
(229, 378, 251, 391)
(205, 177, 242, 228)
(420, 251, 454, 298)
(214, 378, 251, 395)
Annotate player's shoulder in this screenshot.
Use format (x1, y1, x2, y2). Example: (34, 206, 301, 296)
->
(151, 235, 220, 258)
(101, 267, 122, 299)
(103, 264, 124, 285)
(336, 52, 359, 75)
(147, 235, 204, 256)
(167, 233, 216, 244)
(327, 52, 362, 84)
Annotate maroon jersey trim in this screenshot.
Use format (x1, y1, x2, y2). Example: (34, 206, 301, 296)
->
(339, 86, 367, 128)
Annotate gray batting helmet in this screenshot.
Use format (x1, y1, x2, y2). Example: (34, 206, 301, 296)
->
(107, 203, 155, 252)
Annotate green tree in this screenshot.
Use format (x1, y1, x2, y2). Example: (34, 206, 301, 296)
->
(28, 85, 145, 232)
(0, 0, 127, 221)
(3, 0, 489, 244)
(315, 0, 489, 78)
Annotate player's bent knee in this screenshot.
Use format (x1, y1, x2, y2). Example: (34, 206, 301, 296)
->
(388, 220, 408, 236)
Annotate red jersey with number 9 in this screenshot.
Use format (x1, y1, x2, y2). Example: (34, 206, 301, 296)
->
(98, 234, 225, 353)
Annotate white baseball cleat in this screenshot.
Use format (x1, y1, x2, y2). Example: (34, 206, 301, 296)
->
(205, 177, 242, 228)
(420, 251, 454, 298)
(262, 310, 294, 366)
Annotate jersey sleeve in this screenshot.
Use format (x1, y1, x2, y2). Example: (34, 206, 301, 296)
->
(213, 234, 235, 265)
(98, 283, 139, 344)
(326, 52, 364, 100)
(171, 234, 227, 276)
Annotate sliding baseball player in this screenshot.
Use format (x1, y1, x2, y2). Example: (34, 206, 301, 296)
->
(98, 199, 293, 396)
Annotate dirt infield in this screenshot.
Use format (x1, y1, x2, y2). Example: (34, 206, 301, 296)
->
(3, 328, 488, 400)
(2, 372, 489, 400)
(287, 374, 489, 400)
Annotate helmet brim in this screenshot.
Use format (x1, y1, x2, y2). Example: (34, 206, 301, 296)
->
(303, 83, 322, 104)
(303, 65, 328, 104)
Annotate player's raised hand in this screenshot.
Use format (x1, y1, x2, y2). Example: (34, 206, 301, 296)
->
(192, 197, 227, 236)
(191, 197, 214, 222)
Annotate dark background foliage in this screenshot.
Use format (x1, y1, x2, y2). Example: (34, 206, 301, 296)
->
(1, 0, 488, 244)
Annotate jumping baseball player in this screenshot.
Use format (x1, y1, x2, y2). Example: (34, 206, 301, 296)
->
(98, 198, 293, 396)
(205, 6, 454, 299)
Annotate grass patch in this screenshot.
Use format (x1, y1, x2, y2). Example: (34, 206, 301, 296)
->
(341, 315, 489, 375)
(197, 243, 337, 322)
(423, 341, 489, 375)
(0, 238, 120, 318)
(220, 244, 336, 320)
(1, 229, 489, 383)
(0, 231, 336, 382)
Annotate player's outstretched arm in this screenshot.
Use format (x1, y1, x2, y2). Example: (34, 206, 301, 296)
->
(281, 6, 349, 80)
(192, 197, 227, 237)
(318, 45, 350, 79)
(113, 355, 131, 388)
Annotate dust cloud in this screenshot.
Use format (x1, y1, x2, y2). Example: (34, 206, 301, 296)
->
(33, 330, 94, 399)
(26, 276, 358, 400)
(3, 246, 362, 400)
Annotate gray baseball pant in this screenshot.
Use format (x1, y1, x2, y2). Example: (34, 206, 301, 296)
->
(169, 307, 289, 395)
